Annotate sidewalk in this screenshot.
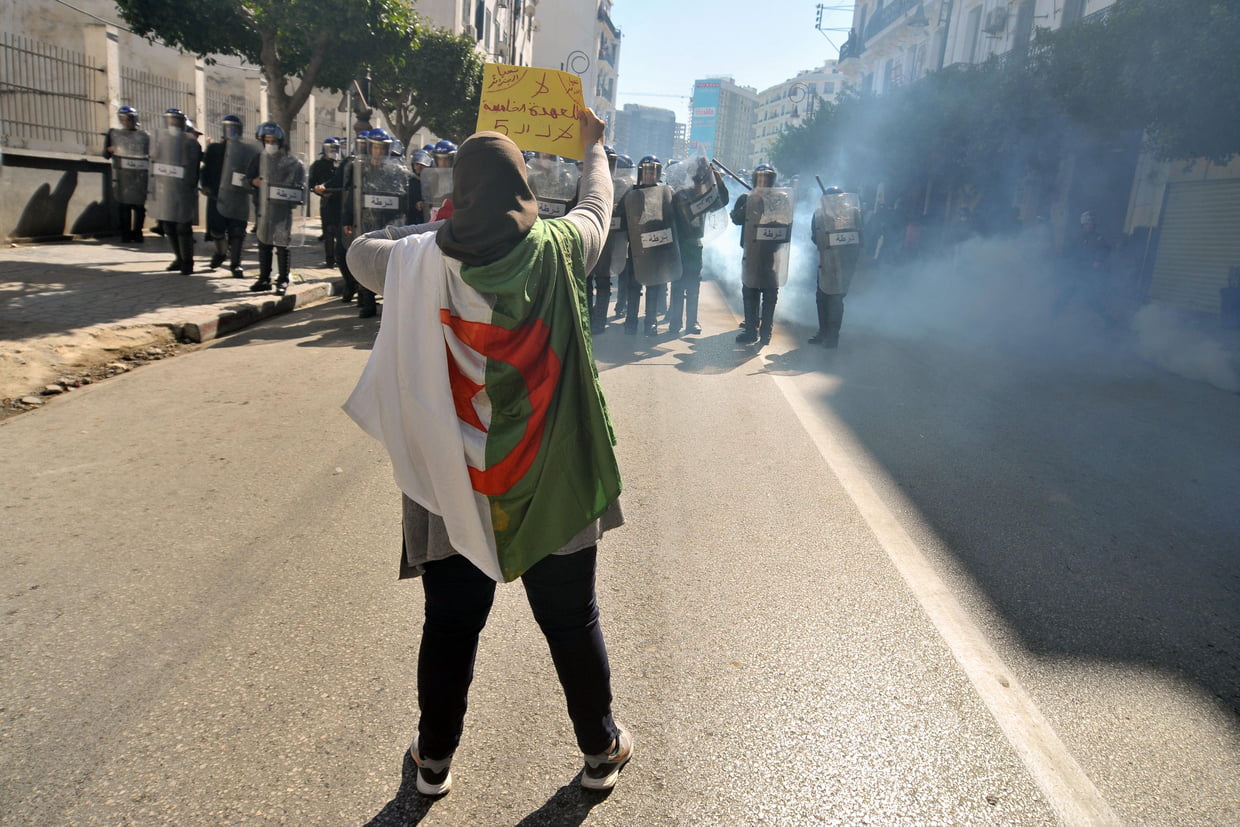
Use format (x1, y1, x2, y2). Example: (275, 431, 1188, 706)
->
(1, 220, 348, 407)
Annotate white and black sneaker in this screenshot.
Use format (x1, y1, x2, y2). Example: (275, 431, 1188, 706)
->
(580, 725, 633, 790)
(409, 734, 453, 796)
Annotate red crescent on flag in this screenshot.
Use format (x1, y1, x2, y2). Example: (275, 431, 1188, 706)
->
(441, 309, 561, 496)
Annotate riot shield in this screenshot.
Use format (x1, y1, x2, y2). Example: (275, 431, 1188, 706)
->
(603, 171, 635, 278)
(817, 191, 862, 238)
(217, 139, 261, 222)
(742, 186, 795, 289)
(354, 156, 410, 235)
(623, 185, 681, 287)
(256, 151, 305, 247)
(421, 167, 453, 221)
(815, 193, 863, 294)
(527, 156, 579, 218)
(151, 130, 194, 224)
(110, 129, 149, 206)
(668, 157, 728, 242)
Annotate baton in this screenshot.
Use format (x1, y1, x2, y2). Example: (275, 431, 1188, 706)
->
(815, 175, 828, 195)
(711, 158, 751, 191)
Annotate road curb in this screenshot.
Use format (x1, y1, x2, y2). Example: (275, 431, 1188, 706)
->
(179, 277, 343, 343)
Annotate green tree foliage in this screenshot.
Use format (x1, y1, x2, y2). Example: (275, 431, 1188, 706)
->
(114, 0, 417, 134)
(368, 27, 485, 147)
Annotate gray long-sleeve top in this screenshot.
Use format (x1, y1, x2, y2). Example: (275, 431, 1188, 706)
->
(345, 141, 613, 290)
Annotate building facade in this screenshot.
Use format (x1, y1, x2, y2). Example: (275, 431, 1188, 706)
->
(751, 61, 845, 168)
(688, 77, 758, 172)
(417, 0, 537, 67)
(530, 0, 622, 137)
(612, 103, 675, 162)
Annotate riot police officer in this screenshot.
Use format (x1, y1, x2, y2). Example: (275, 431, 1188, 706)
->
(103, 105, 150, 243)
(622, 155, 681, 336)
(670, 157, 729, 335)
(582, 146, 631, 333)
(310, 137, 344, 267)
(151, 108, 202, 274)
(341, 128, 409, 317)
(422, 139, 457, 221)
(246, 122, 306, 295)
(810, 186, 864, 348)
(201, 115, 257, 277)
(731, 164, 792, 347)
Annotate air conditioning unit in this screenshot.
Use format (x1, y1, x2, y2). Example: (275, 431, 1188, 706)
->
(983, 7, 1009, 34)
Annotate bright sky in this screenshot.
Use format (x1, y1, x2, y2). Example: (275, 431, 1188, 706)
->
(608, 0, 855, 123)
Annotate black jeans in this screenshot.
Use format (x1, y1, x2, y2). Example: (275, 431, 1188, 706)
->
(417, 547, 618, 760)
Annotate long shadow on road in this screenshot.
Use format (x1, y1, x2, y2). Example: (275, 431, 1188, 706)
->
(810, 327, 1240, 714)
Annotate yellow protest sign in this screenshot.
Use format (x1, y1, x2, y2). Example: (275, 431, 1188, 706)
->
(476, 63, 587, 160)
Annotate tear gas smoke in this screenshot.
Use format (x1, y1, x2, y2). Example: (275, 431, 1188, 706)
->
(701, 181, 1240, 393)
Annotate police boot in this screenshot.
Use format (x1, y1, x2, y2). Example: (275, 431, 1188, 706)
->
(250, 245, 273, 292)
(809, 290, 830, 344)
(228, 234, 246, 278)
(209, 237, 227, 269)
(736, 289, 759, 344)
(357, 287, 378, 318)
(757, 290, 778, 346)
(164, 225, 183, 271)
(340, 269, 358, 304)
(823, 294, 844, 348)
(178, 225, 195, 275)
(685, 283, 701, 334)
(275, 247, 291, 296)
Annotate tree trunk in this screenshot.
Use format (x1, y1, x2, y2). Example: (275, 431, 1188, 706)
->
(260, 29, 330, 138)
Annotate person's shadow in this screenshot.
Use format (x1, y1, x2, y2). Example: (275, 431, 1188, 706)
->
(364, 754, 611, 826)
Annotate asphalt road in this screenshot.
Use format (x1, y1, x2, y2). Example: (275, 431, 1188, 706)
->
(2, 281, 1236, 825)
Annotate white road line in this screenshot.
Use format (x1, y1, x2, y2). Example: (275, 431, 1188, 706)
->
(774, 375, 1122, 827)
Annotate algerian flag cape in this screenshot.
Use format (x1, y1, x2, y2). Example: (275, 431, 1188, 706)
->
(344, 218, 622, 582)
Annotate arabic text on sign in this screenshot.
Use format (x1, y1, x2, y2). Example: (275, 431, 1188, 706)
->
(121, 158, 148, 170)
(641, 229, 673, 248)
(270, 186, 304, 203)
(829, 231, 860, 246)
(153, 163, 184, 179)
(363, 195, 400, 210)
(757, 226, 789, 242)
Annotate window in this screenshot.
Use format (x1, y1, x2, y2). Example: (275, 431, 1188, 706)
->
(965, 5, 983, 63)
(1062, 0, 1085, 26)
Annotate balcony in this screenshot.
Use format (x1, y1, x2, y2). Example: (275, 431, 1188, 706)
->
(838, 29, 863, 62)
(864, 0, 920, 43)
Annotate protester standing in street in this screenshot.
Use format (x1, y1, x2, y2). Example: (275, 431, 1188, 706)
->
(343, 108, 631, 797)
(103, 105, 149, 244)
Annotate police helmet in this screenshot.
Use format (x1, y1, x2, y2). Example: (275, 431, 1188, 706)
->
(163, 108, 186, 128)
(411, 150, 433, 169)
(824, 185, 843, 195)
(184, 118, 202, 137)
(615, 154, 635, 170)
(433, 140, 457, 166)
(221, 114, 243, 139)
(255, 121, 286, 148)
(367, 128, 394, 155)
(638, 154, 662, 186)
(603, 145, 618, 172)
(752, 163, 777, 188)
(117, 105, 139, 126)
(423, 143, 436, 153)
(321, 136, 342, 158)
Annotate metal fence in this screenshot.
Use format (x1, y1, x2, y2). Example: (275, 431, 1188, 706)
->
(0, 32, 103, 151)
(204, 87, 248, 137)
(120, 66, 194, 130)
